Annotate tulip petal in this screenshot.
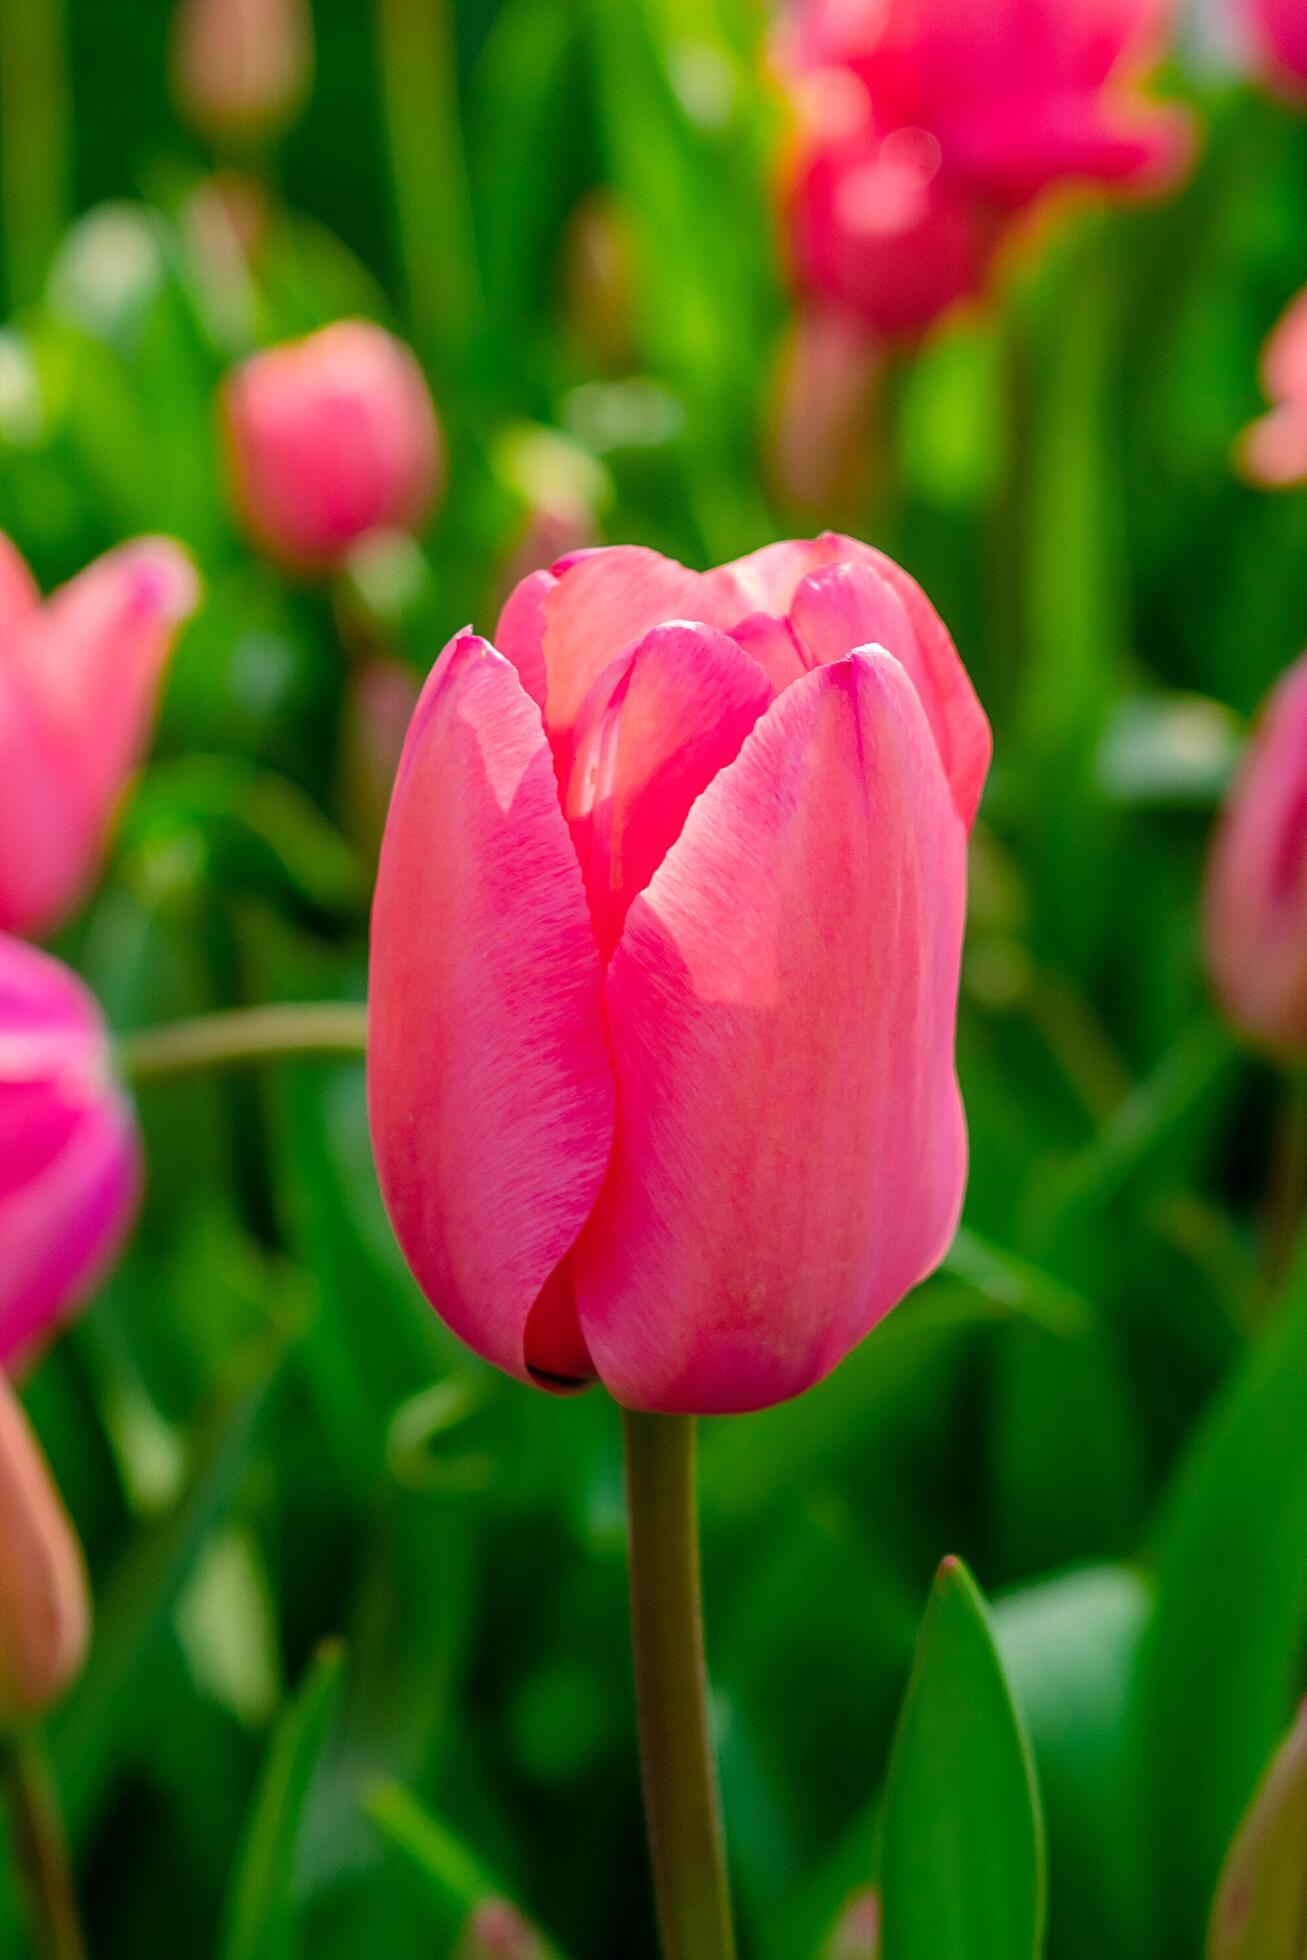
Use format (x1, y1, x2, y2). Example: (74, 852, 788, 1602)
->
(537, 547, 714, 752)
(574, 649, 969, 1414)
(0, 1371, 89, 1723)
(563, 622, 772, 959)
(368, 634, 615, 1386)
(0, 534, 38, 640)
(494, 567, 553, 712)
(788, 559, 988, 824)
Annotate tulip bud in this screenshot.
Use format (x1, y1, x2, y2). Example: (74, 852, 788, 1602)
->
(767, 305, 882, 516)
(223, 321, 444, 575)
(1243, 0, 1307, 96)
(369, 534, 989, 1413)
(339, 655, 423, 862)
(1237, 287, 1307, 489)
(171, 0, 313, 149)
(1204, 651, 1307, 1058)
(454, 1901, 549, 1960)
(562, 192, 638, 375)
(0, 533, 199, 939)
(0, 1373, 89, 1726)
(822, 1889, 882, 1960)
(1208, 1700, 1307, 1958)
(0, 936, 141, 1373)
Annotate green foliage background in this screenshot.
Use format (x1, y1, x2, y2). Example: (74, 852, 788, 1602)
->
(3, 2, 1307, 1955)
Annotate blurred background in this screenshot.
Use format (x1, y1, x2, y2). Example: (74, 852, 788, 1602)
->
(4, 0, 1307, 1955)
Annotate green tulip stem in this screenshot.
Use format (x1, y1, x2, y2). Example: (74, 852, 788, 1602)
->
(118, 1003, 369, 1084)
(1, 1730, 86, 1960)
(622, 1410, 736, 1960)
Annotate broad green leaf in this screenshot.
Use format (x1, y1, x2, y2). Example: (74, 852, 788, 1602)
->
(1126, 1242, 1307, 1957)
(880, 1559, 1045, 1960)
(220, 1643, 346, 1960)
(1207, 1704, 1307, 1960)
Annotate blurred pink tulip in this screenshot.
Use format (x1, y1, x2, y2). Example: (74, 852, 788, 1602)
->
(172, 0, 312, 146)
(369, 535, 989, 1415)
(223, 321, 444, 575)
(1205, 652, 1307, 1056)
(455, 1901, 549, 1960)
(0, 937, 140, 1373)
(1237, 287, 1307, 488)
(1244, 0, 1307, 95)
(0, 533, 199, 939)
(0, 1370, 89, 1725)
(779, 0, 1193, 336)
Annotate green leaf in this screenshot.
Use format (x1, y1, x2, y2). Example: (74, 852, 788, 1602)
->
(880, 1558, 1046, 1960)
(220, 1643, 347, 1960)
(1207, 1704, 1307, 1960)
(1126, 1243, 1307, 1957)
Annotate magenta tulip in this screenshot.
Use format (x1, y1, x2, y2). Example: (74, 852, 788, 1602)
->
(1205, 653, 1307, 1057)
(0, 533, 199, 940)
(369, 535, 989, 1415)
(1244, 0, 1307, 95)
(1214, 650, 1307, 1058)
(223, 321, 443, 575)
(0, 1370, 89, 1725)
(0, 937, 140, 1373)
(779, 0, 1193, 337)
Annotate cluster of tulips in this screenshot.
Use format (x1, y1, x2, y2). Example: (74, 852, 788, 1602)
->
(6, 0, 1307, 1955)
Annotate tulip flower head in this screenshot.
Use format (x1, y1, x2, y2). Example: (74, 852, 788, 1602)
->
(1238, 287, 1307, 489)
(0, 533, 199, 940)
(1204, 651, 1307, 1057)
(223, 321, 444, 575)
(0, 1371, 89, 1727)
(172, 0, 313, 147)
(778, 0, 1193, 337)
(369, 535, 990, 1415)
(0, 937, 140, 1374)
(1243, 0, 1307, 97)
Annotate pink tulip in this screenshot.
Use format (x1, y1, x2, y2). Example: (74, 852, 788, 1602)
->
(1243, 0, 1307, 95)
(172, 0, 313, 145)
(0, 1370, 89, 1725)
(369, 535, 989, 1415)
(0, 937, 141, 1374)
(0, 533, 199, 940)
(778, 0, 1193, 337)
(1237, 287, 1307, 488)
(1205, 651, 1307, 1057)
(223, 321, 444, 575)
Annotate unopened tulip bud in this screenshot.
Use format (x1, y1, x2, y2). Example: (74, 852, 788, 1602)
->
(0, 532, 199, 939)
(172, 0, 312, 148)
(340, 656, 423, 861)
(223, 321, 443, 575)
(0, 1373, 89, 1726)
(1205, 651, 1307, 1057)
(822, 1888, 882, 1960)
(1208, 1700, 1307, 1957)
(563, 192, 638, 374)
(455, 1900, 549, 1960)
(1237, 287, 1307, 489)
(768, 305, 882, 515)
(1242, 0, 1307, 96)
(0, 937, 141, 1372)
(369, 534, 989, 1413)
